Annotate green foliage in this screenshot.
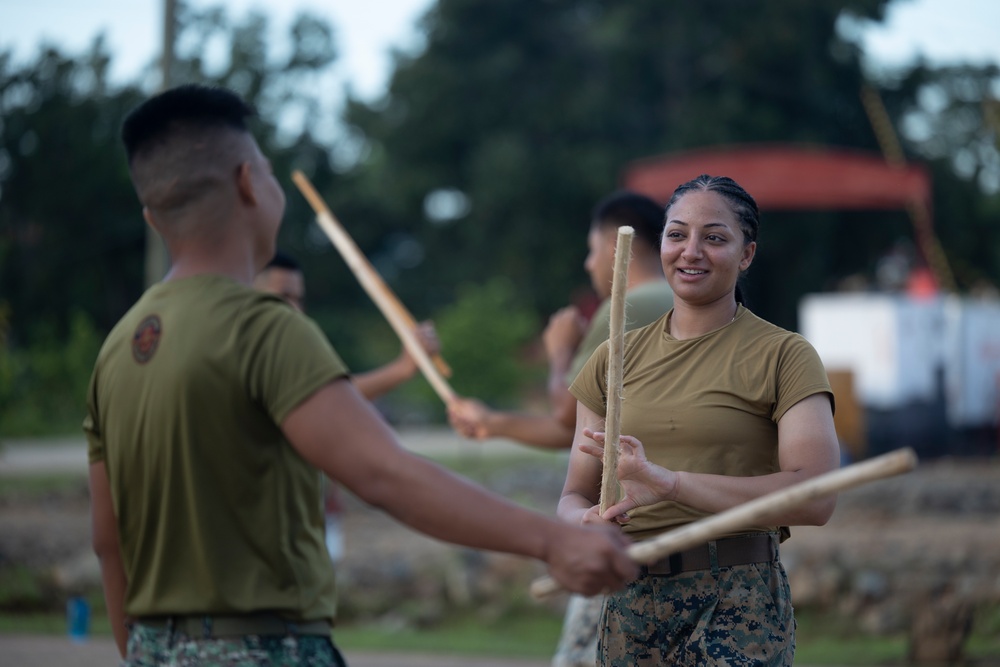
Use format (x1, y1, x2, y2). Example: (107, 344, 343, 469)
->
(0, 6, 348, 433)
(0, 40, 147, 342)
(0, 473, 88, 498)
(0, 565, 51, 612)
(340, 0, 917, 330)
(974, 601, 1000, 644)
(335, 608, 564, 658)
(3, 0, 1000, 429)
(0, 611, 113, 636)
(334, 0, 1000, 330)
(432, 277, 540, 401)
(0, 310, 102, 436)
(378, 277, 543, 421)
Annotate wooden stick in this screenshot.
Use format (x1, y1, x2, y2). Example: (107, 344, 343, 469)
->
(291, 171, 453, 379)
(291, 170, 457, 404)
(530, 447, 918, 599)
(600, 227, 634, 515)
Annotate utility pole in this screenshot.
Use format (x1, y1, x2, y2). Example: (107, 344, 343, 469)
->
(144, 0, 177, 287)
(860, 84, 957, 293)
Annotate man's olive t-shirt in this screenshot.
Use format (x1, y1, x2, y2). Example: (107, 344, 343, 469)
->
(568, 280, 674, 382)
(84, 275, 348, 621)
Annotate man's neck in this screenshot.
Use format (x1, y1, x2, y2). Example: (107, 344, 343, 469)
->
(161, 243, 260, 286)
(626, 264, 667, 291)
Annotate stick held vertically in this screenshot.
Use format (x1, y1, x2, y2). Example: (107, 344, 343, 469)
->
(600, 226, 634, 515)
(291, 170, 456, 405)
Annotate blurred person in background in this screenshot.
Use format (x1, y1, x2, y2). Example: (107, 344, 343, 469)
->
(255, 248, 442, 562)
(449, 191, 673, 667)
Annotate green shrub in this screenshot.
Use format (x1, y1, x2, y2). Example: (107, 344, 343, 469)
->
(0, 565, 52, 612)
(387, 277, 543, 420)
(0, 309, 102, 436)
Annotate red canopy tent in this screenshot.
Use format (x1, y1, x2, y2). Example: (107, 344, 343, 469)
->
(620, 144, 932, 215)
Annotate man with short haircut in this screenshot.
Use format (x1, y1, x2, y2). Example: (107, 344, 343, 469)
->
(85, 84, 636, 666)
(448, 191, 673, 450)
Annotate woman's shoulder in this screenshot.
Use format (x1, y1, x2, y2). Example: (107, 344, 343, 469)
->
(738, 309, 816, 351)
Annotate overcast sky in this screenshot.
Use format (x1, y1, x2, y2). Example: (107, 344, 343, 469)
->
(3, 0, 1000, 102)
(2, 0, 430, 100)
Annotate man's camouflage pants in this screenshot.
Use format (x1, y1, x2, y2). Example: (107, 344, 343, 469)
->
(124, 623, 348, 666)
(598, 556, 794, 666)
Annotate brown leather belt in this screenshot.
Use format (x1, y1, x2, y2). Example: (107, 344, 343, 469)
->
(135, 613, 331, 638)
(644, 533, 776, 576)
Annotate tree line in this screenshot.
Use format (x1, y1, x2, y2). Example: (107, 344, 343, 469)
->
(2, 0, 999, 434)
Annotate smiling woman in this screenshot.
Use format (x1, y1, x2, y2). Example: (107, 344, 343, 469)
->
(557, 174, 841, 666)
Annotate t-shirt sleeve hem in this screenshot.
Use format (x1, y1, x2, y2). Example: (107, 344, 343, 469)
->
(773, 385, 835, 423)
(272, 368, 351, 425)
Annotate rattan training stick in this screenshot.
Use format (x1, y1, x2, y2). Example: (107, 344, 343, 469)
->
(531, 447, 918, 599)
(292, 170, 456, 404)
(599, 226, 634, 515)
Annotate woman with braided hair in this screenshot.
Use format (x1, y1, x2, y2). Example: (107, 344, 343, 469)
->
(559, 174, 840, 666)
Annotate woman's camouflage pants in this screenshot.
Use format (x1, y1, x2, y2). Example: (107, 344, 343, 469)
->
(598, 558, 794, 666)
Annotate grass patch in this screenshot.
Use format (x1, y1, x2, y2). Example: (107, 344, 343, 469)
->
(334, 608, 563, 658)
(795, 634, 908, 665)
(0, 612, 112, 636)
(0, 473, 87, 498)
(4, 606, 999, 665)
(0, 566, 51, 610)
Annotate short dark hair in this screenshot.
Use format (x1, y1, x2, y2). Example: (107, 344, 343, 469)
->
(665, 174, 759, 245)
(591, 191, 665, 250)
(121, 84, 256, 165)
(263, 250, 302, 272)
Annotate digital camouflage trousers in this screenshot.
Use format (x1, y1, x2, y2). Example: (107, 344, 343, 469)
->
(598, 558, 795, 666)
(551, 593, 605, 667)
(124, 624, 348, 667)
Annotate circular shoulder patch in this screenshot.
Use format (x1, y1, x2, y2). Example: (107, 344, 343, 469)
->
(132, 315, 163, 364)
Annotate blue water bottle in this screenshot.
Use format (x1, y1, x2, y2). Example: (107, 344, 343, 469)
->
(66, 596, 91, 643)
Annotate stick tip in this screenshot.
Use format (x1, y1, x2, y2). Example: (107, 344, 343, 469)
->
(529, 576, 561, 600)
(896, 446, 919, 471)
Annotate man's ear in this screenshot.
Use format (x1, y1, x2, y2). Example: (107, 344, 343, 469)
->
(236, 162, 257, 205)
(142, 206, 160, 234)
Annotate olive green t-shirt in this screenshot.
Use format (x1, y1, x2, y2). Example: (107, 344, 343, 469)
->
(571, 306, 833, 542)
(568, 280, 674, 382)
(84, 275, 349, 621)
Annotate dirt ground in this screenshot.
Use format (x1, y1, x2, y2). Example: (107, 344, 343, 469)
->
(1, 435, 999, 663)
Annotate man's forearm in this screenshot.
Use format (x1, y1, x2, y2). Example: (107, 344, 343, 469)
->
(483, 411, 575, 449)
(89, 462, 128, 657)
(352, 357, 416, 400)
(98, 550, 129, 656)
